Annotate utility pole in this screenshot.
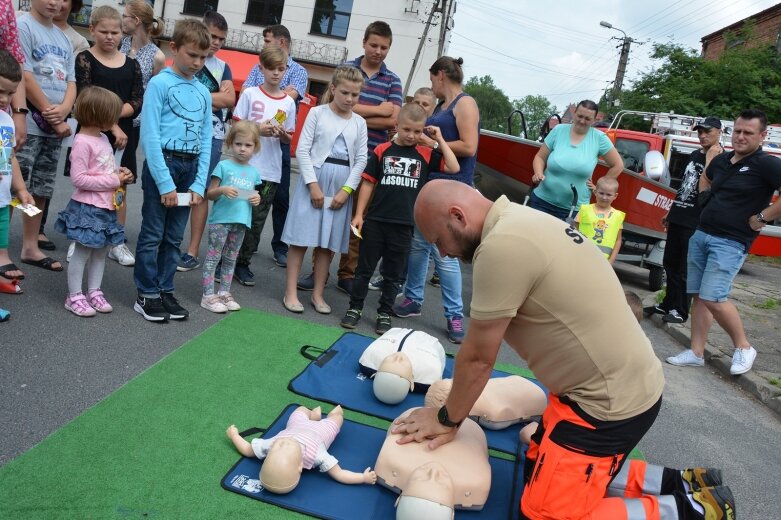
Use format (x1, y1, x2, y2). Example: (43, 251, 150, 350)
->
(404, 0, 440, 98)
(599, 21, 640, 108)
(437, 0, 454, 56)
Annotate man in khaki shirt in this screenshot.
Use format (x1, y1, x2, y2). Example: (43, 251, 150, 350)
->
(392, 180, 734, 520)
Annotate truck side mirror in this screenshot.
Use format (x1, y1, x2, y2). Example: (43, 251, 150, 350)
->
(644, 151, 671, 186)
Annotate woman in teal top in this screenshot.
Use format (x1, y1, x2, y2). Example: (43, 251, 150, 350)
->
(530, 100, 623, 221)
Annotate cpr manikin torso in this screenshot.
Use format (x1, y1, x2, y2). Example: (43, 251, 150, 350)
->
(425, 376, 547, 430)
(375, 408, 491, 512)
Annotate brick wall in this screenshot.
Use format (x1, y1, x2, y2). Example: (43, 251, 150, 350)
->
(702, 4, 781, 60)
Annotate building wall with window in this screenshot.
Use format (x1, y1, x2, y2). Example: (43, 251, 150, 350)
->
(700, 3, 781, 60)
(125, 0, 455, 96)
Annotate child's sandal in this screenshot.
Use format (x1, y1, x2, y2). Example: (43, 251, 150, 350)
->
(65, 293, 96, 317)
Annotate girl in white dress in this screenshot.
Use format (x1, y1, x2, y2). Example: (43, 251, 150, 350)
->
(282, 67, 368, 314)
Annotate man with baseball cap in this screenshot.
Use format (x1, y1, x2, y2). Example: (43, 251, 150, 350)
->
(648, 116, 724, 324)
(667, 109, 781, 374)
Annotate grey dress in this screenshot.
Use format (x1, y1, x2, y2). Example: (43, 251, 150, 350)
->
(282, 135, 353, 253)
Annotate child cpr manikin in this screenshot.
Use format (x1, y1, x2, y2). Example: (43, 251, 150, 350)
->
(359, 328, 446, 404)
(226, 405, 377, 494)
(375, 408, 491, 513)
(373, 352, 415, 404)
(424, 375, 547, 430)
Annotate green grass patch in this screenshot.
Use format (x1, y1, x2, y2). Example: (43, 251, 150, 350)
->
(747, 254, 781, 267)
(768, 378, 781, 389)
(753, 297, 781, 310)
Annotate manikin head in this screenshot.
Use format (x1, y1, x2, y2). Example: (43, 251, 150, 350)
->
(396, 462, 455, 520)
(373, 352, 414, 404)
(259, 437, 303, 494)
(424, 379, 452, 409)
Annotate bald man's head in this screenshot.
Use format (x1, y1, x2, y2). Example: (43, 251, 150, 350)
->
(414, 180, 493, 263)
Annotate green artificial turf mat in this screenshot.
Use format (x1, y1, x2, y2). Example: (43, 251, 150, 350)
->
(0, 311, 370, 519)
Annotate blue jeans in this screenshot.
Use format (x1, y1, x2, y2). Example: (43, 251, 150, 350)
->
(686, 229, 747, 303)
(134, 155, 196, 298)
(529, 191, 572, 222)
(403, 226, 463, 319)
(271, 141, 291, 256)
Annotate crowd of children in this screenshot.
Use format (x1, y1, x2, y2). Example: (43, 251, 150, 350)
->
(1, 3, 626, 331)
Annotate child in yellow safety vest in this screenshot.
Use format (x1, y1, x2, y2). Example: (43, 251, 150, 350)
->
(575, 176, 625, 264)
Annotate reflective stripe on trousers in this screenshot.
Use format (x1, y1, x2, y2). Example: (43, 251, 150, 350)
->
(608, 460, 664, 497)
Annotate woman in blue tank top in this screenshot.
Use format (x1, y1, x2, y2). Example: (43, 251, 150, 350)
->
(393, 57, 480, 344)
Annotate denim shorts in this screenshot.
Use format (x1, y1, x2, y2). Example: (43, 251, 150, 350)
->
(687, 230, 747, 302)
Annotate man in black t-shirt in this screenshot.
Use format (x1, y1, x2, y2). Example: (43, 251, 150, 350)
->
(339, 104, 459, 335)
(667, 109, 781, 376)
(652, 117, 724, 324)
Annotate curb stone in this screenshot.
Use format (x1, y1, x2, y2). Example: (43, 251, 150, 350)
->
(649, 313, 781, 420)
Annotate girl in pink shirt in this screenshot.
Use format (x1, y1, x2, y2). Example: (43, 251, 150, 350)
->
(54, 87, 133, 317)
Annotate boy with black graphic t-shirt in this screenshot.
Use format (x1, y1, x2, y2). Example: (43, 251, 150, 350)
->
(340, 103, 459, 334)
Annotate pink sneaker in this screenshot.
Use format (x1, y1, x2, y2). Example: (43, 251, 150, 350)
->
(87, 289, 113, 313)
(65, 293, 96, 317)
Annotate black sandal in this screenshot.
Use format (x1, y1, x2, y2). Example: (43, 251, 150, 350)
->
(0, 263, 25, 280)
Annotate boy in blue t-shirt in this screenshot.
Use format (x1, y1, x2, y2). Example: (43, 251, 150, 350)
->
(133, 20, 213, 322)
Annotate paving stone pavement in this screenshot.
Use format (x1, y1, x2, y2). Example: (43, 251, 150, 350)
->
(639, 259, 781, 418)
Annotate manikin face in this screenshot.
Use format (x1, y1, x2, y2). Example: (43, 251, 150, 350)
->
(330, 80, 362, 115)
(260, 438, 303, 494)
(90, 19, 122, 53)
(379, 352, 413, 380)
(404, 462, 455, 507)
(731, 117, 766, 156)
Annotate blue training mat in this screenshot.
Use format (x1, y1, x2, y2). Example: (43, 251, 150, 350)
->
(288, 332, 547, 455)
(221, 404, 523, 520)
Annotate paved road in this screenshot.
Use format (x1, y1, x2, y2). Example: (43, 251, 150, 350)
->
(2, 168, 779, 518)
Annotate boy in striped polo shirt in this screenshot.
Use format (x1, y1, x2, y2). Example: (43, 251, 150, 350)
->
(337, 21, 403, 294)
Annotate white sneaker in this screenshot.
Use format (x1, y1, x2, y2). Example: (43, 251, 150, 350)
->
(66, 241, 75, 262)
(201, 294, 228, 313)
(666, 349, 704, 367)
(219, 292, 241, 311)
(109, 244, 135, 266)
(730, 346, 757, 375)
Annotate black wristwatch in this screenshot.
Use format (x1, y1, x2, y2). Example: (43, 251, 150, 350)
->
(756, 212, 769, 224)
(437, 405, 463, 428)
(12, 107, 29, 114)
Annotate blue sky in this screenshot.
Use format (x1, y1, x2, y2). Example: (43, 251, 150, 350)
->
(445, 0, 779, 110)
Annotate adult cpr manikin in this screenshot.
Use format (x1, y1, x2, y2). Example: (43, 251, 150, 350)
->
(424, 375, 547, 430)
(375, 408, 491, 513)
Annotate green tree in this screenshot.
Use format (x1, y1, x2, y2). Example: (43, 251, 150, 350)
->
(620, 31, 781, 122)
(512, 95, 558, 140)
(463, 75, 513, 133)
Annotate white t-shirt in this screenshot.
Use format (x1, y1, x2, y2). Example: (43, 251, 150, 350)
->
(233, 86, 295, 183)
(0, 111, 16, 207)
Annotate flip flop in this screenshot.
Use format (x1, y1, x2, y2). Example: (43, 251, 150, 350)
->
(0, 263, 24, 280)
(21, 256, 64, 272)
(38, 239, 56, 251)
(0, 309, 9, 322)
